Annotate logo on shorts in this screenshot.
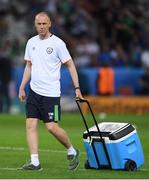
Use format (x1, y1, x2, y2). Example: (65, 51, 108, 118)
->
(48, 112, 54, 120)
(46, 47, 53, 54)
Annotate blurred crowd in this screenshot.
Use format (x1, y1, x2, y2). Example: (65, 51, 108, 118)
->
(0, 0, 149, 112)
(0, 0, 149, 69)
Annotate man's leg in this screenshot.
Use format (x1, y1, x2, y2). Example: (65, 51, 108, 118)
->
(26, 118, 39, 155)
(45, 122, 80, 170)
(45, 122, 71, 148)
(20, 118, 41, 170)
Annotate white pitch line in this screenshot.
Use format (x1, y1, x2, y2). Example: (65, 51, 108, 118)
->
(0, 167, 18, 171)
(1, 145, 149, 168)
(140, 168, 149, 171)
(0, 167, 86, 172)
(0, 146, 86, 154)
(0, 146, 64, 153)
(0, 146, 148, 158)
(0, 146, 25, 151)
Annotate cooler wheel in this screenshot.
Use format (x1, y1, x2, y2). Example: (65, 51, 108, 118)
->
(84, 160, 90, 169)
(125, 160, 137, 172)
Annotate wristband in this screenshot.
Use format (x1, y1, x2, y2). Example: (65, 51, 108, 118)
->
(75, 87, 80, 90)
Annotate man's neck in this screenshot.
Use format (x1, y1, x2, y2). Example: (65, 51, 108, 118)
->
(39, 32, 52, 40)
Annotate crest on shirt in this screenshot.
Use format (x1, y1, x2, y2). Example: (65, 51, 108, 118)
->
(46, 47, 53, 54)
(32, 47, 35, 50)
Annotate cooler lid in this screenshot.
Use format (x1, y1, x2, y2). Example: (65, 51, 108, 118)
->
(83, 122, 135, 140)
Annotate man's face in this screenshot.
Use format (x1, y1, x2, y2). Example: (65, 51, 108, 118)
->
(34, 14, 51, 37)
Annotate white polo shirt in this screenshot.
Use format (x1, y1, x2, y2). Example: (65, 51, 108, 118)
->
(24, 34, 72, 97)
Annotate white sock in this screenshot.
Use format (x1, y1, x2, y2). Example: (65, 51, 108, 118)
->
(67, 146, 76, 156)
(31, 154, 40, 166)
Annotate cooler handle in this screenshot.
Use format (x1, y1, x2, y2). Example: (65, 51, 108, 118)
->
(75, 98, 103, 140)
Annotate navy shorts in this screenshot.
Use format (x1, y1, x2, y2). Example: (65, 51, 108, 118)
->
(26, 89, 61, 123)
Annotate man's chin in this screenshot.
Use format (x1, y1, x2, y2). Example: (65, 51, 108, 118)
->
(39, 32, 45, 36)
(39, 33, 46, 39)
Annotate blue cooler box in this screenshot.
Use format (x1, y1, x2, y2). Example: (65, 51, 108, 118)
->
(83, 122, 144, 171)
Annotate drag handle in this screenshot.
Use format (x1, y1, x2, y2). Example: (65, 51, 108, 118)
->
(75, 98, 103, 140)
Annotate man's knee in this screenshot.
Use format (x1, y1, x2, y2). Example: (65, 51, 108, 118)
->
(46, 122, 58, 134)
(26, 118, 38, 130)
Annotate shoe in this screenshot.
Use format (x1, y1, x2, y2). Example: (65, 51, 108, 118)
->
(18, 160, 42, 171)
(67, 149, 80, 171)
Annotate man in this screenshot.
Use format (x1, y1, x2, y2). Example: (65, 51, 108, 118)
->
(18, 12, 83, 171)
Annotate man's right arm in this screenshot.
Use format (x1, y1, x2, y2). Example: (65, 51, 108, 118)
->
(18, 61, 31, 102)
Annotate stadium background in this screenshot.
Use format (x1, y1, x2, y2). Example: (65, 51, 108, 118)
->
(0, 0, 149, 113)
(0, 1, 149, 179)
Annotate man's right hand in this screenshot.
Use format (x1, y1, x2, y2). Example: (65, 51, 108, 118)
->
(19, 88, 26, 102)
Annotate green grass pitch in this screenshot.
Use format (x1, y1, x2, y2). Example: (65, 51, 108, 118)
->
(0, 112, 149, 179)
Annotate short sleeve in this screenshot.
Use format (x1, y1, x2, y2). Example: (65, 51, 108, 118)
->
(58, 42, 72, 63)
(24, 41, 31, 61)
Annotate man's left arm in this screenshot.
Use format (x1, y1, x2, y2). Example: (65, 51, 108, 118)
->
(65, 59, 84, 99)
